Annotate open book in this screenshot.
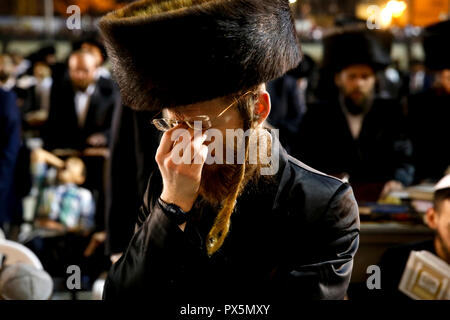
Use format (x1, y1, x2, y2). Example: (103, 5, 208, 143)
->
(399, 250, 450, 300)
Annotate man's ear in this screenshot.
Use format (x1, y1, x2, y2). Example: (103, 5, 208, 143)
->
(254, 88, 271, 126)
(425, 207, 439, 230)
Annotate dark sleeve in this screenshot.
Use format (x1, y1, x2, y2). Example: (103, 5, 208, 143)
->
(283, 183, 360, 300)
(389, 104, 414, 186)
(374, 247, 412, 300)
(103, 176, 204, 300)
(277, 76, 305, 135)
(43, 81, 66, 150)
(0, 90, 21, 216)
(392, 138, 414, 186)
(267, 77, 304, 154)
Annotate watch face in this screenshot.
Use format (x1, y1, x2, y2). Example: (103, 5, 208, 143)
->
(158, 198, 188, 225)
(169, 203, 183, 214)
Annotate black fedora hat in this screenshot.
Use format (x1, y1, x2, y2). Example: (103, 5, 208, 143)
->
(322, 28, 392, 73)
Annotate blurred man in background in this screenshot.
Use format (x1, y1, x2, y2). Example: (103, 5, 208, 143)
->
(43, 49, 119, 237)
(30, 46, 66, 85)
(0, 55, 16, 91)
(406, 59, 433, 95)
(73, 37, 110, 80)
(23, 62, 52, 115)
(297, 28, 413, 201)
(44, 49, 119, 150)
(408, 20, 450, 183)
(15, 61, 53, 135)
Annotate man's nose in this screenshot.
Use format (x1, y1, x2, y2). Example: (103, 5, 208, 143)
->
(356, 77, 367, 87)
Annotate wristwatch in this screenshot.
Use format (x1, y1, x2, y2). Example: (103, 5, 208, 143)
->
(157, 197, 189, 225)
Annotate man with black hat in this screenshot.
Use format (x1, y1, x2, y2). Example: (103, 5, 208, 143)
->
(99, 0, 360, 303)
(408, 20, 450, 184)
(296, 28, 414, 201)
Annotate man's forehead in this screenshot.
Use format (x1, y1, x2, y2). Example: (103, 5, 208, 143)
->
(69, 53, 96, 66)
(342, 64, 375, 74)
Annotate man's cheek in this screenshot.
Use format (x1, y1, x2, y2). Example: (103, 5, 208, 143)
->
(439, 222, 450, 247)
(204, 129, 225, 165)
(444, 221, 450, 241)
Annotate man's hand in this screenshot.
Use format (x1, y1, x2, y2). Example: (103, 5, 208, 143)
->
(379, 180, 404, 200)
(84, 231, 107, 257)
(156, 125, 208, 213)
(86, 133, 107, 147)
(31, 148, 65, 168)
(36, 218, 66, 232)
(110, 253, 123, 264)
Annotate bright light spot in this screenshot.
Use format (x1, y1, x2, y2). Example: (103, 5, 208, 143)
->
(289, 0, 297, 4)
(386, 0, 407, 18)
(380, 7, 393, 28)
(379, 0, 407, 28)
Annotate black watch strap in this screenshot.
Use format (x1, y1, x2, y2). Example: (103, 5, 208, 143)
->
(157, 198, 189, 225)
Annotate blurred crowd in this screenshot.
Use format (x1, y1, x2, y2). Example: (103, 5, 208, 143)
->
(0, 19, 449, 298)
(0, 37, 121, 296)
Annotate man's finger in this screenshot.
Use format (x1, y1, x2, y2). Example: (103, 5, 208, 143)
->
(176, 129, 204, 164)
(191, 133, 208, 165)
(191, 144, 208, 168)
(157, 124, 184, 156)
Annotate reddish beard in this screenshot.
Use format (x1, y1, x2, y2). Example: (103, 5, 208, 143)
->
(198, 161, 243, 207)
(197, 130, 269, 207)
(200, 128, 272, 256)
(71, 79, 93, 92)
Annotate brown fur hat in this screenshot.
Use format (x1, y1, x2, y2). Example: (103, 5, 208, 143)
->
(99, 0, 301, 111)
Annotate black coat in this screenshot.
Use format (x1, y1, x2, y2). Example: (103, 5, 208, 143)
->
(267, 74, 306, 154)
(294, 98, 414, 186)
(103, 144, 360, 302)
(44, 75, 120, 150)
(408, 89, 450, 183)
(105, 104, 160, 255)
(377, 240, 436, 300)
(15, 84, 40, 114)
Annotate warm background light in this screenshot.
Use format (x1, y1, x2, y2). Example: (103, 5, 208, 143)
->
(356, 0, 408, 29)
(386, 0, 407, 18)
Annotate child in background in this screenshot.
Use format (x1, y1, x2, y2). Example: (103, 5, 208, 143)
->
(25, 149, 96, 278)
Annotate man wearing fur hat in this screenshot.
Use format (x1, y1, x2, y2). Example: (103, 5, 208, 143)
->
(296, 28, 414, 201)
(99, 0, 359, 302)
(408, 20, 450, 184)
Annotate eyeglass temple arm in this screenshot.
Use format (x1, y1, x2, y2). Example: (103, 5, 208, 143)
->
(216, 91, 254, 118)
